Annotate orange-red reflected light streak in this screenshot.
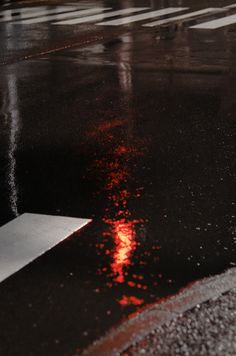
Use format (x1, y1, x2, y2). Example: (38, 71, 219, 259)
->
(109, 219, 137, 283)
(118, 295, 144, 306)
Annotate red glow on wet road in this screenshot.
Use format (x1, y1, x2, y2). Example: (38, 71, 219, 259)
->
(105, 219, 137, 283)
(95, 137, 147, 285)
(87, 118, 128, 138)
(89, 121, 150, 289)
(118, 295, 144, 306)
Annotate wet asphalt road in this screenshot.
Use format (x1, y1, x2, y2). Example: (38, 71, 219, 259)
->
(0, 0, 236, 355)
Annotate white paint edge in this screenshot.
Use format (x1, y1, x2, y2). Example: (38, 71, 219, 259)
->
(53, 7, 149, 26)
(143, 8, 224, 27)
(0, 213, 91, 283)
(0, 6, 78, 23)
(13, 8, 109, 25)
(97, 8, 188, 26)
(190, 13, 236, 29)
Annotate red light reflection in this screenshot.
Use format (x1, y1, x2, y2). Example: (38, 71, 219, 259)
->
(87, 118, 128, 138)
(118, 295, 144, 306)
(98, 141, 146, 284)
(90, 124, 149, 287)
(106, 219, 137, 283)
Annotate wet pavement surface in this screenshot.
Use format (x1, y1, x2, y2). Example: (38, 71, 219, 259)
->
(0, 0, 236, 355)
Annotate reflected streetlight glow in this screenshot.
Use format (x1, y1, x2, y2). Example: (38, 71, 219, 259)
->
(110, 219, 137, 283)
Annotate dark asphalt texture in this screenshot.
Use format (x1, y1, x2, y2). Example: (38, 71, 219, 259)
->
(0, 0, 236, 355)
(122, 288, 236, 356)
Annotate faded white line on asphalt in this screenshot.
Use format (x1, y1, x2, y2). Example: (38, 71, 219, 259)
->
(97, 7, 188, 26)
(13, 7, 110, 25)
(82, 267, 236, 356)
(224, 3, 236, 9)
(0, 213, 91, 283)
(190, 13, 236, 29)
(0, 6, 44, 16)
(143, 8, 224, 27)
(53, 7, 148, 25)
(0, 6, 78, 23)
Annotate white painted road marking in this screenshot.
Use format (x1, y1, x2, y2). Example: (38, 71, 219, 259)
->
(1, 4, 236, 30)
(190, 13, 236, 29)
(97, 7, 188, 26)
(13, 7, 110, 25)
(53, 7, 149, 25)
(0, 213, 91, 283)
(0, 6, 44, 16)
(143, 8, 224, 27)
(0, 6, 78, 23)
(224, 3, 236, 9)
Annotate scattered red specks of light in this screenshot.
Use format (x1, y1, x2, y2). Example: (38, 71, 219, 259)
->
(87, 118, 128, 138)
(152, 246, 161, 251)
(132, 274, 144, 280)
(89, 131, 150, 286)
(118, 295, 144, 306)
(128, 281, 136, 287)
(114, 145, 136, 156)
(115, 145, 129, 155)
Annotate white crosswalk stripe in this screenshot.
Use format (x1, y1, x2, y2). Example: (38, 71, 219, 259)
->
(0, 6, 78, 23)
(224, 3, 236, 9)
(0, 214, 91, 283)
(190, 13, 236, 29)
(1, 4, 236, 30)
(143, 8, 224, 27)
(0, 6, 46, 16)
(53, 7, 149, 25)
(97, 7, 188, 26)
(13, 7, 110, 25)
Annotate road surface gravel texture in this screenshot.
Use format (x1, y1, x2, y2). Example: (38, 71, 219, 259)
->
(122, 288, 236, 356)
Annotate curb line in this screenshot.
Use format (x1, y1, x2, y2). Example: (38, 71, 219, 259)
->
(81, 267, 236, 355)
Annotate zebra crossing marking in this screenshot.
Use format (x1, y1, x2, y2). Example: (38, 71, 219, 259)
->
(0, 213, 91, 283)
(190, 13, 236, 29)
(0, 6, 78, 23)
(143, 8, 224, 27)
(97, 7, 188, 26)
(1, 4, 236, 30)
(13, 7, 111, 25)
(224, 3, 236, 9)
(0, 6, 45, 16)
(53, 7, 148, 25)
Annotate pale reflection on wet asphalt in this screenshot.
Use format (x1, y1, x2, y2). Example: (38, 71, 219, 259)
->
(0, 4, 236, 355)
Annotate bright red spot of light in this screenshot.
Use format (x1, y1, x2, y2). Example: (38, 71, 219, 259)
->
(118, 295, 144, 306)
(107, 219, 137, 283)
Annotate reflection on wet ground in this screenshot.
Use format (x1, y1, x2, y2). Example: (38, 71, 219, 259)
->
(5, 73, 20, 217)
(0, 25, 235, 355)
(89, 118, 148, 286)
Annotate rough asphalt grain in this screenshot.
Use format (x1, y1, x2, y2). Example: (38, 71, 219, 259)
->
(122, 288, 236, 356)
